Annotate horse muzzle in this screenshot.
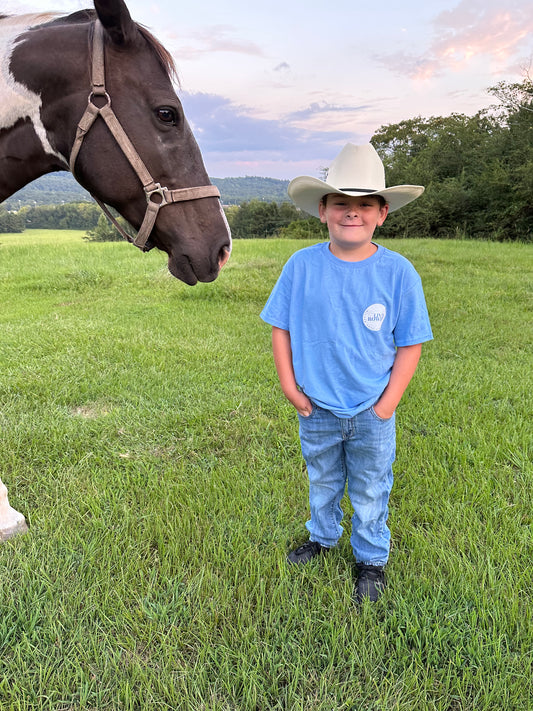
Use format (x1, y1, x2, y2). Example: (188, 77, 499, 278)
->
(166, 236, 231, 286)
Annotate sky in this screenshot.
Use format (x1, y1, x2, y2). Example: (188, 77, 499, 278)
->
(7, 0, 533, 179)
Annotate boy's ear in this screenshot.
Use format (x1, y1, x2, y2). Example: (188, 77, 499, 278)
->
(318, 200, 327, 224)
(377, 203, 389, 226)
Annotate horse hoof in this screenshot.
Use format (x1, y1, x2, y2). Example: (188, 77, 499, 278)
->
(0, 514, 29, 542)
(0, 481, 29, 542)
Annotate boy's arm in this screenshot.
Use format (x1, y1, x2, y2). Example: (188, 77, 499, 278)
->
(373, 343, 422, 420)
(271, 326, 313, 416)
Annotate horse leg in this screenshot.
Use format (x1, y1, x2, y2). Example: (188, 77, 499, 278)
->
(0, 477, 28, 542)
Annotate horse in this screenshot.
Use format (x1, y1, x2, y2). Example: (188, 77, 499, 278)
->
(0, 0, 231, 284)
(0, 0, 232, 540)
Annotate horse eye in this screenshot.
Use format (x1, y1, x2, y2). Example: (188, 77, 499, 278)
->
(156, 107, 178, 125)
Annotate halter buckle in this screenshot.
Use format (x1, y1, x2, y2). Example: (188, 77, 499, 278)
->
(145, 183, 170, 206)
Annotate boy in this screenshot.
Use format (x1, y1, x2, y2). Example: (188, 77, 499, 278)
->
(260, 143, 433, 603)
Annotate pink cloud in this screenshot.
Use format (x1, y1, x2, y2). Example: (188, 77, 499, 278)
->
(433, 1, 533, 67)
(377, 0, 533, 80)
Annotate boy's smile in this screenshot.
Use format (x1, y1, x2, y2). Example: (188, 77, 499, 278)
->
(318, 194, 389, 261)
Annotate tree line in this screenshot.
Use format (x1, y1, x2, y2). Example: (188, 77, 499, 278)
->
(1, 77, 531, 242)
(372, 76, 532, 241)
(0, 202, 101, 233)
(0, 194, 321, 241)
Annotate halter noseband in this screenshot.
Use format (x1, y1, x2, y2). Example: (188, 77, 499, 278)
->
(69, 20, 220, 252)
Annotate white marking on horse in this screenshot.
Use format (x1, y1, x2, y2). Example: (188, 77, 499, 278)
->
(0, 14, 66, 163)
(218, 202, 233, 256)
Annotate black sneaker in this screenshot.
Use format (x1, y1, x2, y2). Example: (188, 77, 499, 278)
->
(355, 564, 386, 603)
(287, 540, 329, 565)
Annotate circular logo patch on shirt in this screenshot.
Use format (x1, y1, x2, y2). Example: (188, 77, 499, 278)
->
(363, 303, 386, 331)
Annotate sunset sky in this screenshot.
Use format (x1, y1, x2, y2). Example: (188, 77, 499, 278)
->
(10, 0, 533, 179)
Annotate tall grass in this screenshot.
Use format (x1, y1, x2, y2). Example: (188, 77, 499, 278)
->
(0, 230, 532, 710)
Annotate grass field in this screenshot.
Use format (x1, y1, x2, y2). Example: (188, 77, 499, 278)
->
(0, 230, 532, 710)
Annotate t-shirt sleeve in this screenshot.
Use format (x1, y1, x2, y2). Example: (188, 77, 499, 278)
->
(260, 259, 294, 330)
(393, 275, 433, 347)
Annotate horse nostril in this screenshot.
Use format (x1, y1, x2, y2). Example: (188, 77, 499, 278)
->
(218, 245, 231, 270)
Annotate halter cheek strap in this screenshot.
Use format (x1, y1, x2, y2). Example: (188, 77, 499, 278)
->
(69, 20, 220, 252)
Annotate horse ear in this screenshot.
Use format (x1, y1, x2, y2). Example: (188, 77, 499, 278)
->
(93, 0, 138, 46)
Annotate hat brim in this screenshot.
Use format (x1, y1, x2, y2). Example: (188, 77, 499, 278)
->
(288, 177, 424, 217)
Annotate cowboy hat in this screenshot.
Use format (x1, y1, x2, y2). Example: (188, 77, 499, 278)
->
(288, 143, 424, 217)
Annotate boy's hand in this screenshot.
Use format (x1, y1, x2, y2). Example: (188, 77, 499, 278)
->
(272, 327, 314, 417)
(372, 402, 395, 420)
(289, 390, 313, 417)
(374, 343, 423, 420)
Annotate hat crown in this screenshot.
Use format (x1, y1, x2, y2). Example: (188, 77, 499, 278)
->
(287, 142, 424, 217)
(327, 143, 386, 192)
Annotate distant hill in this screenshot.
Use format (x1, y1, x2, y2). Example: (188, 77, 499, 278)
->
(3, 172, 290, 209)
(4, 173, 92, 209)
(211, 176, 290, 205)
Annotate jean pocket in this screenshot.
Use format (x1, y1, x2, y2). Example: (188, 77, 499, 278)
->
(298, 401, 318, 419)
(370, 405, 394, 422)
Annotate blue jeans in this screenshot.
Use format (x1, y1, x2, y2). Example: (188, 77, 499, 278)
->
(298, 403, 396, 566)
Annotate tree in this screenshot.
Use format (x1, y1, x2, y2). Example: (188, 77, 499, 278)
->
(229, 200, 302, 239)
(485, 75, 533, 240)
(371, 82, 533, 242)
(487, 72, 533, 117)
(278, 217, 328, 240)
(0, 207, 25, 233)
(84, 214, 133, 242)
(22, 202, 101, 230)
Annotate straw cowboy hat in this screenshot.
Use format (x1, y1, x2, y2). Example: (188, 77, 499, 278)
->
(288, 143, 424, 217)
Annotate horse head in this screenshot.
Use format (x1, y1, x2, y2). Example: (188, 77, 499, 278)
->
(5, 0, 231, 285)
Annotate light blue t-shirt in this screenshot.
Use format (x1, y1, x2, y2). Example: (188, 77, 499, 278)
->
(260, 242, 433, 418)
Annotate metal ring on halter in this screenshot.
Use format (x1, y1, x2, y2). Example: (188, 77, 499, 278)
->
(88, 91, 111, 107)
(145, 183, 169, 206)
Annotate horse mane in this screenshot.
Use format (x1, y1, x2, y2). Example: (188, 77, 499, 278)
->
(137, 24, 178, 85)
(46, 9, 178, 84)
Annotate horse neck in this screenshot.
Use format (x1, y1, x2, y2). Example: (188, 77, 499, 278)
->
(0, 122, 64, 202)
(0, 15, 82, 201)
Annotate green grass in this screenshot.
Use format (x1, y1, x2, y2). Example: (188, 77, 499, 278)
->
(0, 230, 532, 710)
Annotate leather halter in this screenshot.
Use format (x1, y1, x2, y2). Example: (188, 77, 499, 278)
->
(69, 20, 220, 252)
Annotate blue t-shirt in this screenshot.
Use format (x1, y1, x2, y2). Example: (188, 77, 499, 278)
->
(260, 242, 433, 417)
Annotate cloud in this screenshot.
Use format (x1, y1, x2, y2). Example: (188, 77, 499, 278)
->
(167, 25, 265, 60)
(433, 0, 533, 65)
(376, 0, 533, 80)
(182, 92, 343, 151)
(287, 101, 372, 121)
(376, 52, 443, 81)
(179, 91, 367, 176)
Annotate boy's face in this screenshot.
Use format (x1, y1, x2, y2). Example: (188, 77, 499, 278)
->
(318, 193, 389, 261)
